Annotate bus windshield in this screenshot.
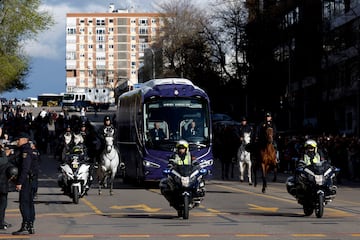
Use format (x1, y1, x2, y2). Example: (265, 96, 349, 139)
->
(144, 98, 210, 150)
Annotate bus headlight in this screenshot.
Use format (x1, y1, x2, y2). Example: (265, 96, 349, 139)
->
(143, 160, 161, 168)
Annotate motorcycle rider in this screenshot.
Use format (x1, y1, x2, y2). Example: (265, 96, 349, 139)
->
(299, 139, 324, 166)
(160, 140, 205, 207)
(160, 140, 192, 206)
(168, 140, 192, 167)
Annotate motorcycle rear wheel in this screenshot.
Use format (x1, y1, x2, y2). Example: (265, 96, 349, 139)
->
(315, 194, 324, 218)
(183, 195, 190, 219)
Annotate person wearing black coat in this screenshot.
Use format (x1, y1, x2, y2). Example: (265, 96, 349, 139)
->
(0, 145, 17, 230)
(12, 132, 39, 235)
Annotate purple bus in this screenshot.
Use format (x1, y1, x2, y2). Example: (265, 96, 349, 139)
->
(116, 78, 213, 184)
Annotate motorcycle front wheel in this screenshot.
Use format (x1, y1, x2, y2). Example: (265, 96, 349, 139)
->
(303, 203, 314, 216)
(72, 186, 80, 204)
(315, 194, 324, 218)
(183, 195, 190, 220)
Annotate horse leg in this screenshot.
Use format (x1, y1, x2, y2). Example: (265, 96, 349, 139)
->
(239, 160, 245, 182)
(110, 173, 115, 196)
(252, 160, 258, 187)
(272, 163, 278, 182)
(97, 168, 103, 195)
(261, 163, 267, 193)
(247, 160, 253, 185)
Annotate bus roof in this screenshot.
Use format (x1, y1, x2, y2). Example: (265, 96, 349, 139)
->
(143, 78, 194, 88)
(120, 78, 208, 100)
(38, 93, 62, 96)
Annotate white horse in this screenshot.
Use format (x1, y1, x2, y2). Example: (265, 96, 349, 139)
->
(97, 134, 120, 195)
(237, 132, 252, 185)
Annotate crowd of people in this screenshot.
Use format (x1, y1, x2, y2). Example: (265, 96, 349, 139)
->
(0, 104, 116, 235)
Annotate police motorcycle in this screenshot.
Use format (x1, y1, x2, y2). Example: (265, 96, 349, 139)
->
(159, 141, 212, 219)
(58, 143, 91, 204)
(286, 159, 340, 218)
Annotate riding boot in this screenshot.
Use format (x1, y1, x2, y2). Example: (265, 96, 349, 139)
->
(28, 222, 35, 234)
(12, 222, 30, 235)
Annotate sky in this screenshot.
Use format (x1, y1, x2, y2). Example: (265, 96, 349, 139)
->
(1, 0, 210, 100)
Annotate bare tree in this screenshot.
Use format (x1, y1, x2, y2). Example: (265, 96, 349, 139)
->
(204, 0, 250, 88)
(155, 0, 215, 83)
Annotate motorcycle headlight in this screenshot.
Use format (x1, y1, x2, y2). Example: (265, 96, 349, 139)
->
(314, 174, 325, 185)
(181, 176, 190, 187)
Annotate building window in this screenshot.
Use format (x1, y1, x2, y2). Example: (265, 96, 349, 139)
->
(139, 18, 148, 25)
(67, 27, 76, 35)
(96, 19, 105, 26)
(139, 27, 148, 35)
(96, 29, 106, 34)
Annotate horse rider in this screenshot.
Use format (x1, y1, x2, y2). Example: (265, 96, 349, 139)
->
(239, 116, 253, 143)
(95, 115, 117, 168)
(237, 116, 253, 184)
(256, 111, 277, 149)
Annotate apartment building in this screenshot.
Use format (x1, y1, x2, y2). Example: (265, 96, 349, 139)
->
(65, 4, 162, 102)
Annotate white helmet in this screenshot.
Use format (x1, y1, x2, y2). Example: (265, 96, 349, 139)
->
(176, 140, 189, 151)
(304, 139, 317, 152)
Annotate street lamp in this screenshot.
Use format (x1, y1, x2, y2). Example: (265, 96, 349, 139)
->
(149, 48, 155, 79)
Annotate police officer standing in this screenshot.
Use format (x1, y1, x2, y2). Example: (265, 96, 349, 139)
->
(12, 132, 39, 235)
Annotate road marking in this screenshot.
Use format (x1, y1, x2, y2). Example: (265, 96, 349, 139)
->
(214, 183, 354, 217)
(291, 233, 326, 237)
(111, 204, 161, 212)
(82, 198, 103, 214)
(248, 203, 278, 212)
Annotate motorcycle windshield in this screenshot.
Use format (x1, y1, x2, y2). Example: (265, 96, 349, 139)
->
(173, 165, 194, 176)
(306, 161, 332, 175)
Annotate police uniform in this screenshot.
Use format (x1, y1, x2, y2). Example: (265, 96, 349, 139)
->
(12, 133, 39, 235)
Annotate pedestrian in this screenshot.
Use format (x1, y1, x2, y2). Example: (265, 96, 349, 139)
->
(0, 144, 17, 230)
(12, 132, 39, 235)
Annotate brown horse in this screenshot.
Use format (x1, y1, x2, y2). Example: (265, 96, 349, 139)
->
(253, 127, 278, 193)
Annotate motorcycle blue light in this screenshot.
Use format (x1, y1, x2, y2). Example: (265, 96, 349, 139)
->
(199, 168, 207, 174)
(163, 169, 171, 174)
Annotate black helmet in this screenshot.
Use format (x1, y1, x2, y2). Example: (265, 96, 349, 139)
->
(104, 115, 111, 124)
(241, 116, 247, 121)
(6, 165, 18, 179)
(265, 111, 272, 117)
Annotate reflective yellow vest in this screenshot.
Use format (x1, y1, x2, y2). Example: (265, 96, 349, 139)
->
(171, 152, 191, 165)
(304, 153, 321, 165)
